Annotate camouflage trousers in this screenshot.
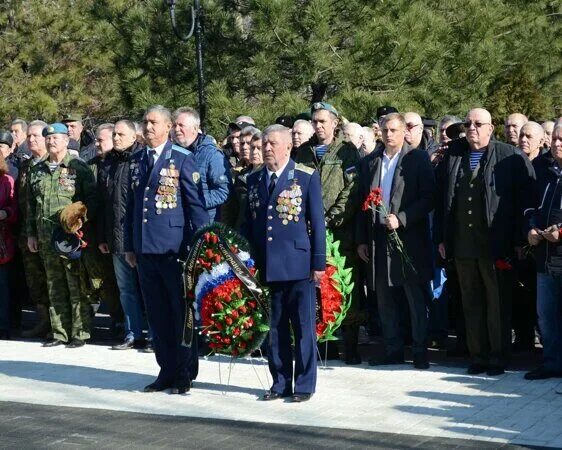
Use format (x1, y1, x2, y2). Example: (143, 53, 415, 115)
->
(19, 238, 49, 307)
(80, 247, 122, 320)
(40, 246, 91, 342)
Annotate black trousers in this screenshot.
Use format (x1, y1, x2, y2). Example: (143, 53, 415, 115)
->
(375, 234, 429, 356)
(455, 257, 512, 366)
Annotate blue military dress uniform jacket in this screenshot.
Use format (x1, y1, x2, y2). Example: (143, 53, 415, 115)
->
(124, 141, 209, 257)
(244, 159, 326, 282)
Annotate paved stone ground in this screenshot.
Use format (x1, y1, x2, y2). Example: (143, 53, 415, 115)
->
(0, 340, 561, 448)
(0, 401, 534, 449)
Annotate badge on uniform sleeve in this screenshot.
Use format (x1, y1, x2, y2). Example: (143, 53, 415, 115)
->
(193, 172, 201, 184)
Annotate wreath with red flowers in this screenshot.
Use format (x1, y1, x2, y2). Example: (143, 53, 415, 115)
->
(187, 223, 270, 358)
(316, 230, 353, 342)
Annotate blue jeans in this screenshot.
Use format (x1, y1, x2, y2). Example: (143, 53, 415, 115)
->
(0, 264, 10, 331)
(113, 254, 150, 341)
(537, 273, 562, 371)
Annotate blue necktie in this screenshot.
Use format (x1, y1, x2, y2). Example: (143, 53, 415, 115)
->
(268, 173, 277, 196)
(147, 149, 156, 174)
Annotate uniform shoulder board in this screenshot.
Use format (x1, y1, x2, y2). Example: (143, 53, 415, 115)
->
(172, 144, 192, 156)
(295, 163, 315, 176)
(345, 165, 357, 175)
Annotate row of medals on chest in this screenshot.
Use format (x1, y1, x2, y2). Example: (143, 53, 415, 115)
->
(59, 168, 77, 192)
(155, 164, 179, 214)
(249, 180, 303, 225)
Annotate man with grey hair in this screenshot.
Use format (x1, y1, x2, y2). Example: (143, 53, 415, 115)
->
(504, 113, 529, 146)
(19, 120, 50, 338)
(542, 121, 555, 148)
(125, 105, 209, 394)
(291, 119, 314, 152)
(243, 124, 325, 402)
(343, 122, 364, 151)
(519, 122, 545, 161)
(361, 127, 377, 155)
(173, 107, 231, 222)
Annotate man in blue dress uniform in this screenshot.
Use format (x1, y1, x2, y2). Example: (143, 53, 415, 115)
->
(124, 105, 209, 394)
(244, 124, 326, 402)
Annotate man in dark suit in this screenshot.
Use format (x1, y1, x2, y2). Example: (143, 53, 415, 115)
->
(243, 124, 326, 403)
(434, 108, 535, 376)
(124, 105, 210, 394)
(356, 112, 435, 370)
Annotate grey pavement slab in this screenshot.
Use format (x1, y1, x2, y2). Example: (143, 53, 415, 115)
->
(0, 341, 561, 448)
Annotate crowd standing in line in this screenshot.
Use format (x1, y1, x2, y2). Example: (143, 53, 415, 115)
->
(0, 103, 561, 402)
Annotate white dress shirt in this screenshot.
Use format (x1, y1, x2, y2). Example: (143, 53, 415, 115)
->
(379, 149, 401, 206)
(147, 141, 167, 164)
(266, 159, 290, 186)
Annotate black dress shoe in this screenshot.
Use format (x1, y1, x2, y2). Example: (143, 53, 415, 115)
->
(171, 380, 191, 395)
(524, 367, 562, 380)
(413, 354, 430, 370)
(66, 338, 85, 348)
(141, 340, 154, 353)
(292, 393, 313, 403)
(262, 391, 288, 401)
(133, 338, 147, 349)
(467, 363, 488, 375)
(345, 355, 362, 365)
(43, 339, 65, 347)
(368, 354, 404, 366)
(112, 338, 134, 350)
(143, 380, 172, 393)
(486, 366, 505, 376)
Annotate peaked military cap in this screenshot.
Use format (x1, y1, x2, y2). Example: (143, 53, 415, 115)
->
(376, 106, 398, 119)
(61, 113, 83, 123)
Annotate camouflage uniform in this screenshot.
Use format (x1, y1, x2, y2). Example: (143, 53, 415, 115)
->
(295, 136, 364, 361)
(27, 153, 97, 342)
(17, 156, 49, 308)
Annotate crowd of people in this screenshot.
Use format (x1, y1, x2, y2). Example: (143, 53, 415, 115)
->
(0, 102, 561, 401)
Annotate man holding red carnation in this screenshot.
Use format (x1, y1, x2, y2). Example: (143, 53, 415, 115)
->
(243, 124, 326, 403)
(356, 113, 436, 370)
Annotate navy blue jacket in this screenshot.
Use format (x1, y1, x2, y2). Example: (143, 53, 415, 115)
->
(243, 159, 326, 282)
(124, 141, 210, 257)
(525, 152, 562, 273)
(185, 134, 232, 221)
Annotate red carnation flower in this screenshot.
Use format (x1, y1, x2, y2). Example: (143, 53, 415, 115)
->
(495, 259, 513, 271)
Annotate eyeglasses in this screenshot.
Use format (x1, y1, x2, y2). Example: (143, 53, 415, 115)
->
(406, 123, 421, 130)
(463, 121, 490, 129)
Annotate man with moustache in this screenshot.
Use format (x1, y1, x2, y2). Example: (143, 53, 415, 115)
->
(124, 106, 209, 394)
(27, 123, 97, 348)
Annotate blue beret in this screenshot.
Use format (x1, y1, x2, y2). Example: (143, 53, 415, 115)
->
(43, 123, 68, 137)
(52, 227, 82, 260)
(311, 102, 339, 118)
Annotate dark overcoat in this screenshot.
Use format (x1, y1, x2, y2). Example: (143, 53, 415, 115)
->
(356, 144, 436, 288)
(433, 138, 535, 260)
